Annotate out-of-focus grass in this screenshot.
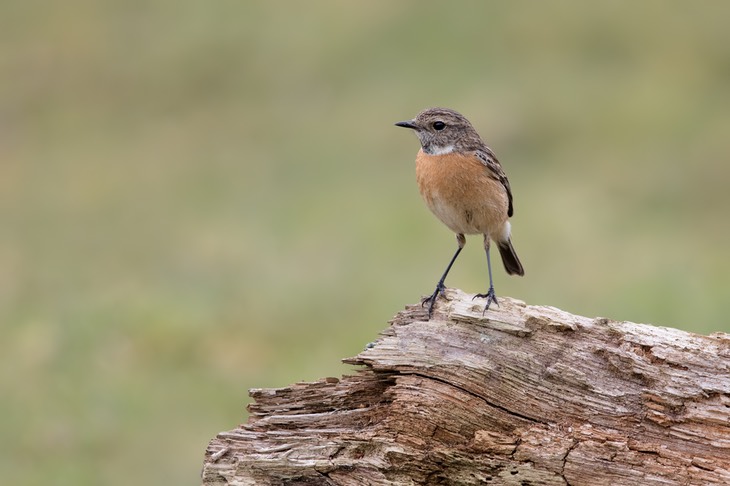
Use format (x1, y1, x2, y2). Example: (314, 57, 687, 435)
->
(1, 1, 729, 485)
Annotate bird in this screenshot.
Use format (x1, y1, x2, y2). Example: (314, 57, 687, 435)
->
(395, 107, 524, 318)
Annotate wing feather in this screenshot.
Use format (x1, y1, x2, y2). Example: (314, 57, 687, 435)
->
(475, 148, 514, 217)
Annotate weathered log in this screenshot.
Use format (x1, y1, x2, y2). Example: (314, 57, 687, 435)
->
(202, 289, 730, 485)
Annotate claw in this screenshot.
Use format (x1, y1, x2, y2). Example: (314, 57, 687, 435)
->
(473, 286, 499, 314)
(422, 283, 447, 318)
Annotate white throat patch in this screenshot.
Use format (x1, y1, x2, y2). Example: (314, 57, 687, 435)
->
(428, 144, 455, 155)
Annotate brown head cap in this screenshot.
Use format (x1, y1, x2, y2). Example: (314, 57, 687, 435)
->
(395, 107, 484, 155)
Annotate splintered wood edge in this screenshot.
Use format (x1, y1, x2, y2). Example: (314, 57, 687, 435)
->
(204, 289, 730, 486)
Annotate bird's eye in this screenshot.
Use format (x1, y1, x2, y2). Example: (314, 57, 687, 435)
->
(433, 121, 446, 131)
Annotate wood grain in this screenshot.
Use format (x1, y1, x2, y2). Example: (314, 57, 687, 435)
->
(202, 289, 730, 485)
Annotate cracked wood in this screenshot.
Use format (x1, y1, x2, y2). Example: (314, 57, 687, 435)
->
(202, 289, 730, 486)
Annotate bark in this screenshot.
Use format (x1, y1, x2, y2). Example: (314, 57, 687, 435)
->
(202, 289, 730, 485)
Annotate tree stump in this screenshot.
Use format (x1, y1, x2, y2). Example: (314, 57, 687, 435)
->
(202, 289, 730, 485)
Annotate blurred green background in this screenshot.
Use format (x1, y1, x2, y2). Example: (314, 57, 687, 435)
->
(2, 1, 729, 484)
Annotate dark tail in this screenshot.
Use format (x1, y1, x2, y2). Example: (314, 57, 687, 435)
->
(498, 239, 524, 276)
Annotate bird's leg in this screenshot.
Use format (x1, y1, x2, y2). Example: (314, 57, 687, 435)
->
(423, 233, 465, 318)
(473, 234, 499, 313)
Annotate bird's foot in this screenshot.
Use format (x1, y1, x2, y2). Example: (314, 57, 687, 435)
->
(473, 286, 499, 314)
(421, 282, 447, 319)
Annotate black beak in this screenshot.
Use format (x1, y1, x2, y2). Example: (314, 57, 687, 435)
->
(395, 120, 418, 130)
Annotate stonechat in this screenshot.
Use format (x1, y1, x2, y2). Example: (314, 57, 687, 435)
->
(396, 107, 524, 318)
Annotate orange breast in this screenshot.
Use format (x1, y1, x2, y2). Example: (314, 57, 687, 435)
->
(416, 149, 509, 237)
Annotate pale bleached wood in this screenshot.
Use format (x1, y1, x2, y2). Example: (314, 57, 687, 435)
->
(202, 289, 730, 486)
